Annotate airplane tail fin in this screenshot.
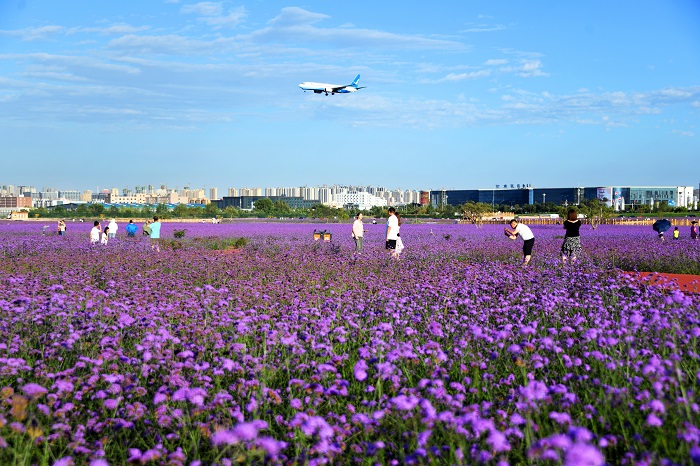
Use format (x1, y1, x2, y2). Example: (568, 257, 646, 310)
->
(350, 74, 361, 87)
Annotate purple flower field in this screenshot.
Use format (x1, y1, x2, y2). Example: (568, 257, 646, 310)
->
(1, 220, 699, 465)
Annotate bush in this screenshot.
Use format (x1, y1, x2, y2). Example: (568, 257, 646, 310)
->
(174, 229, 186, 239)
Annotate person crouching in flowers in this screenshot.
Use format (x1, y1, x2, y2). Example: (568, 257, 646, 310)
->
(505, 219, 535, 266)
(561, 208, 582, 263)
(101, 227, 110, 245)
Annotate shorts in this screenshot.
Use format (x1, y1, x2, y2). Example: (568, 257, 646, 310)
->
(385, 239, 397, 250)
(522, 238, 535, 256)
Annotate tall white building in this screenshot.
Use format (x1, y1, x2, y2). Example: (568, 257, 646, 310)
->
(318, 187, 332, 204)
(332, 192, 387, 210)
(59, 190, 81, 202)
(210, 187, 218, 200)
(301, 187, 318, 201)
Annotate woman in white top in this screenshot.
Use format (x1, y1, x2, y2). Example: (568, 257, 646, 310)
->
(108, 219, 118, 239)
(394, 213, 404, 258)
(352, 213, 365, 254)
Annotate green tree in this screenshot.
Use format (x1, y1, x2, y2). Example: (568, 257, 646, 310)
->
(172, 203, 189, 218)
(458, 202, 491, 223)
(155, 203, 170, 218)
(88, 203, 105, 216)
(253, 198, 273, 215)
(578, 198, 614, 228)
(140, 205, 155, 218)
(204, 202, 221, 218)
(223, 206, 239, 218)
(273, 200, 290, 215)
(28, 207, 50, 218)
(336, 209, 350, 221)
(368, 205, 386, 218)
(76, 204, 90, 217)
(654, 200, 670, 213)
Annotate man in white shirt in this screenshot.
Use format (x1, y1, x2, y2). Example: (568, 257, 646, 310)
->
(385, 207, 399, 257)
(506, 219, 535, 265)
(89, 221, 101, 245)
(352, 213, 365, 254)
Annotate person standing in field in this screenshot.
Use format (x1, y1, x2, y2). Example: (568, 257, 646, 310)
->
(352, 213, 365, 255)
(673, 226, 679, 240)
(90, 221, 101, 245)
(149, 216, 162, 251)
(57, 219, 66, 236)
(561, 208, 582, 263)
(505, 219, 535, 266)
(385, 207, 399, 258)
(394, 213, 405, 258)
(125, 219, 138, 237)
(691, 221, 698, 240)
(108, 219, 118, 239)
(101, 227, 110, 245)
(143, 219, 152, 236)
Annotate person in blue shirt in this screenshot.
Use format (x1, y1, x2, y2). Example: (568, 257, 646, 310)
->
(149, 216, 162, 251)
(125, 219, 138, 237)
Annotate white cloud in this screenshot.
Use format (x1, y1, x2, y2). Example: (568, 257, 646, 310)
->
(0, 25, 65, 41)
(484, 59, 508, 66)
(518, 60, 547, 77)
(108, 34, 236, 55)
(0, 53, 141, 75)
(181, 2, 223, 16)
(268, 7, 329, 27)
(440, 70, 491, 82)
(199, 8, 247, 28)
(180, 2, 246, 29)
(251, 7, 465, 51)
(672, 129, 695, 137)
(498, 59, 548, 78)
(462, 24, 507, 33)
(68, 24, 151, 36)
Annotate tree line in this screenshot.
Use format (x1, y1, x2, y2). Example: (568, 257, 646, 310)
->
(26, 196, 692, 221)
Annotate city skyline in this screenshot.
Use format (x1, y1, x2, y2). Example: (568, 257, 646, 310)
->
(1, 1, 699, 189)
(4, 179, 699, 198)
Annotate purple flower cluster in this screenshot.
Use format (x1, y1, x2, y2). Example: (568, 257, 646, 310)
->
(0, 220, 698, 464)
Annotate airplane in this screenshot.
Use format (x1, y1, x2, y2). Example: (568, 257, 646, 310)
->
(298, 74, 365, 95)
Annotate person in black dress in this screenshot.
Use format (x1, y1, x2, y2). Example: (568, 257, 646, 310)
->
(561, 208, 582, 263)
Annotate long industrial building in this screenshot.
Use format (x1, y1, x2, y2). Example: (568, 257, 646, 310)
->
(428, 186, 697, 210)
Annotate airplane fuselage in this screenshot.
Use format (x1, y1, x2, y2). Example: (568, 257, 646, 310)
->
(298, 75, 364, 95)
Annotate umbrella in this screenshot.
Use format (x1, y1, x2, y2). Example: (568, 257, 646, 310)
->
(652, 219, 671, 233)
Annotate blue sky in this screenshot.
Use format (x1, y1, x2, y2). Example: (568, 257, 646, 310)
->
(1, 0, 699, 192)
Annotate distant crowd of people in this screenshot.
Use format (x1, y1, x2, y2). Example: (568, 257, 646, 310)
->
(349, 207, 697, 266)
(47, 209, 698, 263)
(81, 217, 162, 250)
